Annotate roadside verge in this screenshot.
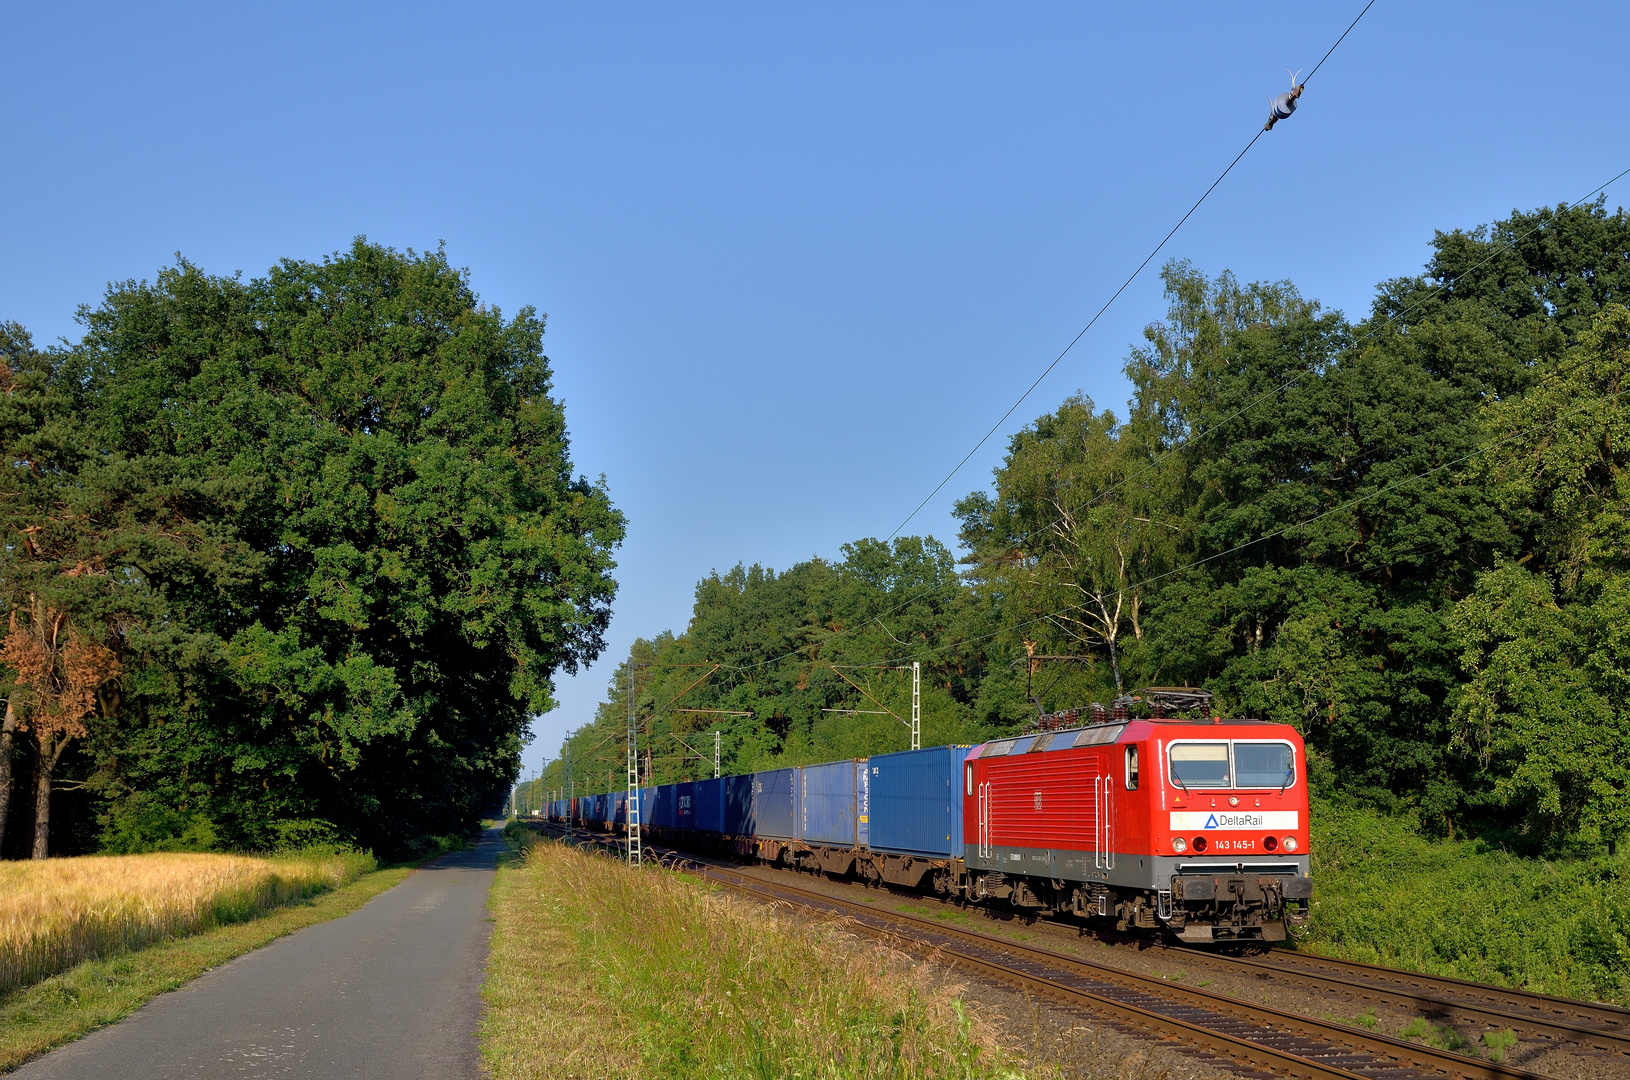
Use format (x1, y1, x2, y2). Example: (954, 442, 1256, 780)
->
(479, 833, 1021, 1080)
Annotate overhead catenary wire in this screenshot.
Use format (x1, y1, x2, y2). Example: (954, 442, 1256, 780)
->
(882, 1, 1378, 545)
(877, 373, 1630, 668)
(724, 158, 1630, 679)
(626, 4, 1383, 687)
(587, 356, 1622, 779)
(593, 13, 1624, 715)
(632, 4, 1387, 687)
(1036, 163, 1630, 531)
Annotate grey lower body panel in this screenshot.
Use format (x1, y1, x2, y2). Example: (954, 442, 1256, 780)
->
(964, 845, 1310, 891)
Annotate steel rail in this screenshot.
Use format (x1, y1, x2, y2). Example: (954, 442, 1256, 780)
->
(1252, 952, 1630, 1032)
(674, 856, 1554, 1080)
(1168, 950, 1630, 1055)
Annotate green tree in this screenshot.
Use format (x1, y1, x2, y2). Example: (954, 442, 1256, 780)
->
(956, 394, 1179, 696)
(1136, 261, 1504, 816)
(42, 240, 622, 856)
(1451, 305, 1630, 850)
(554, 536, 1010, 794)
(566, 199, 1630, 856)
(0, 321, 232, 856)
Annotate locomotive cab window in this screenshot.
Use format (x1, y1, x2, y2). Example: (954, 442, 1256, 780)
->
(1169, 742, 1230, 788)
(1124, 745, 1139, 790)
(1167, 740, 1297, 789)
(1235, 742, 1295, 788)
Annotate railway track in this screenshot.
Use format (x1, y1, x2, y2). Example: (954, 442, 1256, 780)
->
(1246, 951, 1630, 1046)
(647, 834, 1629, 1064)
(538, 825, 1565, 1080)
(679, 857, 1552, 1080)
(1155, 944, 1630, 1058)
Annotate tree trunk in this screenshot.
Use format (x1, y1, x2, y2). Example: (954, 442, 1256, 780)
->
(32, 732, 67, 860)
(0, 700, 15, 854)
(1107, 635, 1124, 694)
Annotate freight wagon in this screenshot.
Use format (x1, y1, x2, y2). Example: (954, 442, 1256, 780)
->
(548, 704, 1312, 944)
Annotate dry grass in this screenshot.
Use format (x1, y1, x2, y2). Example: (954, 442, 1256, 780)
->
(0, 863, 409, 1072)
(0, 848, 375, 995)
(481, 836, 1029, 1080)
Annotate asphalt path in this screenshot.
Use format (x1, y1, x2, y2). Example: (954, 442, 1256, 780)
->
(17, 829, 505, 1079)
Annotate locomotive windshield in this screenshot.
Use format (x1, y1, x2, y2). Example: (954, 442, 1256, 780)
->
(1168, 740, 1295, 789)
(1169, 743, 1230, 787)
(1235, 742, 1295, 787)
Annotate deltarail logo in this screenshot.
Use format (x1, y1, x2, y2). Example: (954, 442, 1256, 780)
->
(1205, 812, 1265, 829)
(1170, 810, 1298, 831)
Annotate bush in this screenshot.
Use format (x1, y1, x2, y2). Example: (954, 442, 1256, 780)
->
(1298, 801, 1630, 1003)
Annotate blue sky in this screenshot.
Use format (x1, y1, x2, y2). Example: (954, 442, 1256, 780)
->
(4, 3, 1627, 781)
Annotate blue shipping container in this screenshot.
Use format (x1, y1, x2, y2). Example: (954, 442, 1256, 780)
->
(694, 777, 725, 833)
(673, 781, 696, 830)
(867, 746, 970, 858)
(754, 768, 799, 840)
(856, 760, 870, 848)
(800, 760, 859, 846)
(638, 786, 656, 827)
(724, 774, 756, 835)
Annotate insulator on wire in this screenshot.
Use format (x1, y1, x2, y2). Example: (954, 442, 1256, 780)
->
(1264, 69, 1304, 131)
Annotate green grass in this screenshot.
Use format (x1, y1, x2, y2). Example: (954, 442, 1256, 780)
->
(1296, 801, 1630, 1004)
(1482, 1029, 1518, 1064)
(0, 864, 411, 1072)
(1396, 1017, 1471, 1053)
(480, 836, 1028, 1080)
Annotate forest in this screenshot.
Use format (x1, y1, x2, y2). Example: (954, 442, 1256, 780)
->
(0, 241, 624, 860)
(543, 200, 1630, 857)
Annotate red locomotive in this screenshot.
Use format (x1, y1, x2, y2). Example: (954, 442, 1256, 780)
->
(963, 692, 1311, 943)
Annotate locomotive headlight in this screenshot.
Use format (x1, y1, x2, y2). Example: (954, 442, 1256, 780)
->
(1283, 836, 1299, 852)
(1170, 836, 1187, 853)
